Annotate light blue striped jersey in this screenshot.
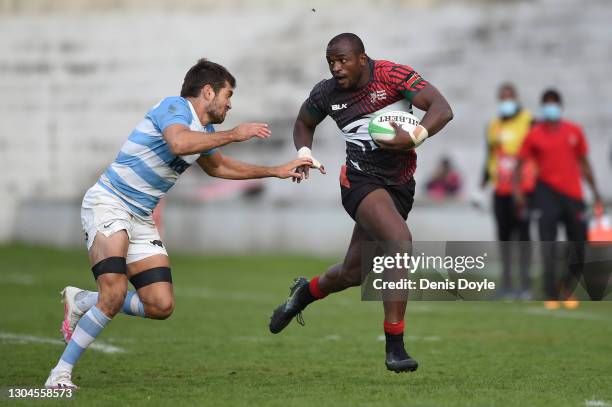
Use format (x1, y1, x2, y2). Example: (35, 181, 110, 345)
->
(97, 96, 216, 217)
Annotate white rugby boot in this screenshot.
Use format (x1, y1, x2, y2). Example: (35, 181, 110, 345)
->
(44, 369, 79, 389)
(60, 286, 86, 343)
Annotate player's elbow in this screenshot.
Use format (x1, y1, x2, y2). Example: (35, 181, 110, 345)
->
(203, 165, 222, 178)
(441, 105, 454, 124)
(167, 139, 185, 156)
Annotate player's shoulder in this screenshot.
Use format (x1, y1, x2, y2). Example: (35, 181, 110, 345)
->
(309, 78, 335, 95)
(306, 78, 337, 107)
(145, 96, 193, 131)
(374, 59, 412, 69)
(487, 117, 501, 135)
(560, 119, 583, 133)
(374, 59, 416, 72)
(152, 96, 190, 112)
(147, 96, 193, 123)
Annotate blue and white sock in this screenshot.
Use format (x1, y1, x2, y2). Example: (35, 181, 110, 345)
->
(121, 291, 145, 317)
(76, 290, 145, 318)
(54, 306, 110, 373)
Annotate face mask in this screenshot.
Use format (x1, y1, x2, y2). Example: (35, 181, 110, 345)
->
(541, 103, 562, 122)
(498, 100, 518, 118)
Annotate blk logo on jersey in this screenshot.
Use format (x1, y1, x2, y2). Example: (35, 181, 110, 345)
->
(369, 90, 387, 104)
(332, 103, 347, 111)
(150, 240, 164, 248)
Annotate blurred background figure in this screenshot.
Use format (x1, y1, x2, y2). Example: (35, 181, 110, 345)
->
(482, 83, 534, 299)
(515, 88, 602, 309)
(425, 156, 462, 201)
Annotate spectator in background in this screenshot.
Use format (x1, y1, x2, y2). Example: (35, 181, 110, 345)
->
(482, 83, 535, 299)
(425, 156, 461, 200)
(515, 88, 602, 309)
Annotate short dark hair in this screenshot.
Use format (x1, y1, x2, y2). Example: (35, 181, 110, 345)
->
(180, 58, 236, 98)
(541, 88, 562, 105)
(327, 33, 365, 54)
(498, 82, 517, 98)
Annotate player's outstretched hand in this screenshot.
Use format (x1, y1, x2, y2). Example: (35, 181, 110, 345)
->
(231, 123, 272, 142)
(293, 147, 326, 183)
(293, 162, 327, 183)
(375, 121, 416, 151)
(274, 158, 313, 179)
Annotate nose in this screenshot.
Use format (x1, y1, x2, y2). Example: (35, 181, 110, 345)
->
(332, 61, 342, 74)
(226, 100, 232, 110)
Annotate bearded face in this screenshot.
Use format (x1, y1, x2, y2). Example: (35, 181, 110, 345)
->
(206, 84, 233, 124)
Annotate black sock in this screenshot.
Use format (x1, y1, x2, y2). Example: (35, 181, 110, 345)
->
(385, 333, 409, 358)
(296, 283, 316, 308)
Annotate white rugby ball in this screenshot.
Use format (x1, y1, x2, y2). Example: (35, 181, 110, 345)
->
(368, 111, 420, 142)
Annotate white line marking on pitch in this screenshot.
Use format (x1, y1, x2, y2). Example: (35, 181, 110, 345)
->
(235, 336, 271, 343)
(523, 307, 612, 322)
(324, 334, 341, 341)
(377, 335, 440, 342)
(1, 274, 35, 285)
(0, 332, 125, 354)
(585, 400, 609, 407)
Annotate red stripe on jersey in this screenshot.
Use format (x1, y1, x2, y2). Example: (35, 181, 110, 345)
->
(405, 74, 420, 90)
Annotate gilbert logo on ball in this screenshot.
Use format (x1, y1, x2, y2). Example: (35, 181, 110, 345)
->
(368, 111, 420, 142)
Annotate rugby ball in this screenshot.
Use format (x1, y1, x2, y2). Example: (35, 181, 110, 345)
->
(368, 111, 420, 142)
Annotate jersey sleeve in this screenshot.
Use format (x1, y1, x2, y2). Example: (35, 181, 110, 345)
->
(304, 80, 328, 119)
(200, 124, 218, 156)
(384, 63, 428, 102)
(518, 129, 536, 160)
(147, 97, 193, 132)
(574, 125, 588, 158)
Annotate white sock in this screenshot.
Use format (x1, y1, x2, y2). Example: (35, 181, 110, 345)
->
(75, 290, 98, 312)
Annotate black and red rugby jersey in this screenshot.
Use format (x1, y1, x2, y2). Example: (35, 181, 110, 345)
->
(306, 58, 428, 185)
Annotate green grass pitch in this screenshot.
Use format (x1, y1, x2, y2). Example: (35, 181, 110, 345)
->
(1, 244, 611, 406)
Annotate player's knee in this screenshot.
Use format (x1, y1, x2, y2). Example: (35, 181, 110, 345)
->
(148, 298, 174, 320)
(157, 298, 175, 320)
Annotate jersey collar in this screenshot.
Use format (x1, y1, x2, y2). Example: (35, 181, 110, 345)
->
(186, 99, 204, 128)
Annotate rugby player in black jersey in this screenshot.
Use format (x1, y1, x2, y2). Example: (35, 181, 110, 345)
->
(269, 33, 453, 372)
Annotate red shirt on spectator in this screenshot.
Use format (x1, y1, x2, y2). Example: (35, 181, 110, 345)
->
(518, 119, 587, 200)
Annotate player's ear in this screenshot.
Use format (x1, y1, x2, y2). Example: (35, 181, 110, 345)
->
(359, 53, 367, 66)
(201, 84, 216, 101)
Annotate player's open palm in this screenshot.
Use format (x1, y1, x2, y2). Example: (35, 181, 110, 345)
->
(275, 158, 313, 179)
(232, 123, 272, 142)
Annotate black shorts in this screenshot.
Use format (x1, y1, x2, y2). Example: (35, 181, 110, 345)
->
(493, 193, 532, 242)
(340, 165, 416, 221)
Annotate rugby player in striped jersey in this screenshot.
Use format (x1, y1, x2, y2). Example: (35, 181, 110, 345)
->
(44, 59, 311, 389)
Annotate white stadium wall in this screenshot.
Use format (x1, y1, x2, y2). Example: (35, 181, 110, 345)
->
(1, 0, 611, 253)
